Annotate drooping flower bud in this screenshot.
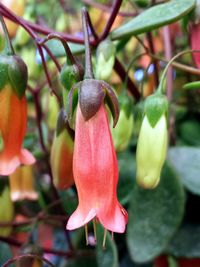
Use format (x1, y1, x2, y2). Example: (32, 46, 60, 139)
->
(66, 7, 127, 238)
(111, 94, 134, 152)
(136, 93, 168, 189)
(95, 39, 116, 80)
(50, 109, 74, 190)
(0, 179, 14, 237)
(9, 165, 38, 201)
(0, 54, 35, 175)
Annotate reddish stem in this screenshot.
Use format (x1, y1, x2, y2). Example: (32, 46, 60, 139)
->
(100, 0, 123, 41)
(114, 58, 141, 100)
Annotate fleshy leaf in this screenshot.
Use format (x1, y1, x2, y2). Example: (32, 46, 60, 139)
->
(183, 81, 200, 90)
(111, 0, 195, 40)
(96, 225, 119, 267)
(168, 147, 200, 195)
(46, 39, 85, 57)
(127, 163, 185, 263)
(167, 224, 200, 258)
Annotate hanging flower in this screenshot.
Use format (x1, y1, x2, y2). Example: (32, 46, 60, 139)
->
(66, 104, 128, 233)
(0, 53, 35, 176)
(9, 165, 38, 201)
(0, 84, 35, 175)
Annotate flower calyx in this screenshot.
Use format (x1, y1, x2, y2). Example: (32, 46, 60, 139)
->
(144, 92, 168, 128)
(56, 108, 74, 140)
(67, 78, 119, 129)
(0, 54, 28, 99)
(60, 62, 84, 91)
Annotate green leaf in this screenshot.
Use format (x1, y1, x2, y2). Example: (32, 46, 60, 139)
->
(167, 224, 200, 258)
(178, 120, 200, 146)
(127, 163, 185, 263)
(168, 147, 200, 195)
(46, 40, 85, 57)
(96, 225, 118, 267)
(183, 81, 200, 90)
(111, 0, 195, 40)
(117, 151, 136, 205)
(63, 225, 118, 267)
(0, 242, 13, 266)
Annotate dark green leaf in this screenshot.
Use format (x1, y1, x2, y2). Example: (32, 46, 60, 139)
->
(111, 0, 195, 40)
(178, 120, 200, 146)
(167, 224, 200, 258)
(117, 151, 136, 205)
(0, 242, 13, 266)
(168, 147, 200, 195)
(127, 163, 185, 263)
(46, 40, 85, 57)
(96, 225, 118, 267)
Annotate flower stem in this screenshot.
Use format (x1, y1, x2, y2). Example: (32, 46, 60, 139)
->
(0, 15, 14, 55)
(82, 7, 94, 79)
(158, 49, 200, 94)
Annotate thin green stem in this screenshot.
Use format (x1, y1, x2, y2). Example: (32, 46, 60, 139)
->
(158, 49, 200, 94)
(0, 15, 14, 55)
(82, 7, 94, 79)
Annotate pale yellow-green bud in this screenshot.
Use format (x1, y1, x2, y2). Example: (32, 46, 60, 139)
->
(136, 114, 168, 189)
(0, 186, 14, 236)
(111, 109, 134, 152)
(95, 39, 116, 80)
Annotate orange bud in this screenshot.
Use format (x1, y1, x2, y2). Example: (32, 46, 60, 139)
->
(9, 165, 38, 201)
(50, 130, 74, 190)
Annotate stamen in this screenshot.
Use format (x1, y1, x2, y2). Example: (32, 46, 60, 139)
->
(111, 231, 114, 240)
(93, 219, 97, 242)
(85, 224, 89, 245)
(102, 229, 107, 249)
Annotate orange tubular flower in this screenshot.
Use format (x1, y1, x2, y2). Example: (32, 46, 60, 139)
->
(0, 85, 35, 175)
(66, 104, 128, 233)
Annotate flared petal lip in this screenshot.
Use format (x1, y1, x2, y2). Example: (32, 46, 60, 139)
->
(66, 208, 96, 230)
(0, 149, 36, 176)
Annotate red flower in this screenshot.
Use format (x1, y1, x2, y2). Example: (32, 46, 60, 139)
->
(66, 104, 128, 233)
(0, 85, 35, 175)
(190, 23, 200, 69)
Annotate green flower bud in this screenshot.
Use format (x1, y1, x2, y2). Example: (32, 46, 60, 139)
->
(0, 54, 28, 98)
(136, 114, 168, 189)
(112, 109, 134, 152)
(95, 39, 116, 80)
(111, 94, 134, 152)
